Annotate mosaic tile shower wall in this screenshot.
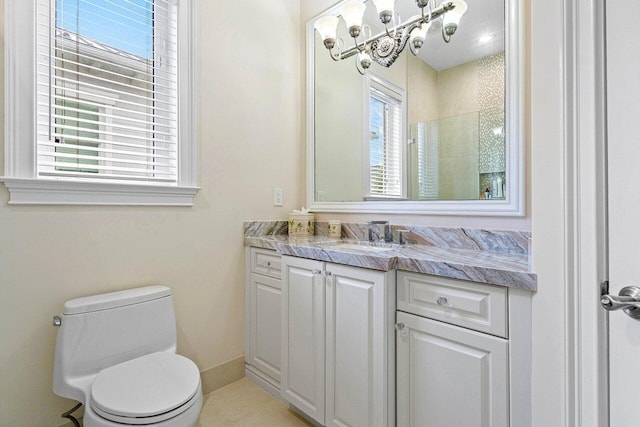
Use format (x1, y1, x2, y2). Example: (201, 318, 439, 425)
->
(478, 53, 506, 195)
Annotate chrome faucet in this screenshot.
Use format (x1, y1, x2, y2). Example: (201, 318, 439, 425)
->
(368, 221, 391, 243)
(395, 229, 411, 245)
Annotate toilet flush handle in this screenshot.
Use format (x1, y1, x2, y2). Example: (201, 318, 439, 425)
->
(52, 315, 62, 327)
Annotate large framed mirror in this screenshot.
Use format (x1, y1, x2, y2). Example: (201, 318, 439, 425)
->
(307, 0, 524, 215)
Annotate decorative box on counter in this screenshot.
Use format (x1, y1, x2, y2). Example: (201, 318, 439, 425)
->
(288, 210, 314, 236)
(328, 220, 342, 238)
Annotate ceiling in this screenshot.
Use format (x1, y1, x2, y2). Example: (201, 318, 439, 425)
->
(363, 0, 505, 71)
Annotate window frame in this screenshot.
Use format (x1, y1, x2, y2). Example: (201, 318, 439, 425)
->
(2, 0, 198, 205)
(363, 74, 407, 201)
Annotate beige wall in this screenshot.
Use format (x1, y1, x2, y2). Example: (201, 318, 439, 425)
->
(0, 1, 303, 426)
(437, 60, 480, 118)
(407, 54, 439, 124)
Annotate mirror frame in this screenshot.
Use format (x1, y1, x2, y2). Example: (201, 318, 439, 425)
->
(306, 0, 524, 216)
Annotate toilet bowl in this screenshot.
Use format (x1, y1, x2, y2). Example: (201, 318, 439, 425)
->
(52, 286, 203, 426)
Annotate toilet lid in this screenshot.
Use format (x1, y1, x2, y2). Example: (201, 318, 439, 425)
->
(91, 352, 200, 420)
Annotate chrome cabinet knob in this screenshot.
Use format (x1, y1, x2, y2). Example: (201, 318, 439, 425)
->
(601, 286, 640, 319)
(436, 297, 448, 306)
(395, 322, 407, 336)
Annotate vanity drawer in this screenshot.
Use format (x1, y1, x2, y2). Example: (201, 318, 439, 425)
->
(397, 271, 508, 338)
(250, 248, 282, 279)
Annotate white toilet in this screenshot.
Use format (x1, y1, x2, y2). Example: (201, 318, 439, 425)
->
(53, 286, 203, 427)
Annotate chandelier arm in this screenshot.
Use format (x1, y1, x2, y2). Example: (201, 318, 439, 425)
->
(385, 22, 393, 38)
(328, 38, 345, 61)
(353, 24, 370, 53)
(419, 0, 434, 25)
(352, 35, 365, 53)
(355, 54, 367, 75)
(384, 11, 401, 38)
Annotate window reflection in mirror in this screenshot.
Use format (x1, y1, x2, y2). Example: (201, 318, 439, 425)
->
(314, 0, 506, 203)
(367, 76, 406, 200)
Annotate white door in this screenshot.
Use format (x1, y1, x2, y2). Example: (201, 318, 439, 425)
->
(280, 256, 325, 424)
(249, 273, 281, 381)
(396, 311, 508, 427)
(604, 1, 640, 425)
(324, 264, 393, 427)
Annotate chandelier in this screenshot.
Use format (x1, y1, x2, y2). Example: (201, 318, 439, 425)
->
(315, 0, 468, 74)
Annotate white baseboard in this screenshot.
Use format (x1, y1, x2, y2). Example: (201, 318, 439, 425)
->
(244, 365, 283, 402)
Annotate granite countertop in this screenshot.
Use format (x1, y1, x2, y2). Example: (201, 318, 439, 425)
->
(245, 234, 536, 291)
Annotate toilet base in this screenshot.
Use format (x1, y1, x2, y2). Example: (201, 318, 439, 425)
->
(83, 389, 203, 427)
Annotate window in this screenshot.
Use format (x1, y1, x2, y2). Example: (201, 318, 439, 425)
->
(2, 0, 197, 205)
(366, 76, 406, 199)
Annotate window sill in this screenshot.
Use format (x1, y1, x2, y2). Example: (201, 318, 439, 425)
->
(0, 177, 200, 206)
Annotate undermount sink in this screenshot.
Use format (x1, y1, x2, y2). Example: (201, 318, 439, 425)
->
(316, 241, 398, 253)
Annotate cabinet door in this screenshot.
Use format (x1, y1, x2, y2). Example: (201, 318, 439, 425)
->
(281, 256, 325, 424)
(396, 311, 509, 427)
(249, 273, 281, 382)
(325, 264, 394, 427)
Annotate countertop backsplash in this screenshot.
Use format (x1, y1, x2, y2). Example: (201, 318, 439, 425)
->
(246, 220, 531, 256)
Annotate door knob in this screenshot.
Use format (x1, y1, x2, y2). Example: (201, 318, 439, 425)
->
(601, 286, 640, 319)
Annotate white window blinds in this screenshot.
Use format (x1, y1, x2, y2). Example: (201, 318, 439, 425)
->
(36, 0, 178, 184)
(369, 84, 404, 198)
(416, 121, 439, 199)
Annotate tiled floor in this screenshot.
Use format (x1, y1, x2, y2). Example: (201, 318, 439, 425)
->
(196, 378, 314, 426)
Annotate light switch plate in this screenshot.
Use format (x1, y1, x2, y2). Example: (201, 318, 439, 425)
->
(273, 188, 283, 206)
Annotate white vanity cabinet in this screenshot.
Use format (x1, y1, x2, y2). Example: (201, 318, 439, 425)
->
(244, 247, 283, 395)
(280, 255, 396, 427)
(396, 271, 532, 427)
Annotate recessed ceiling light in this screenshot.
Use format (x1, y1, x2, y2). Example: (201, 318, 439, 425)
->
(479, 34, 494, 44)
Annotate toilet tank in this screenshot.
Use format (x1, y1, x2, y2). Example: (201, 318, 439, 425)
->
(53, 286, 178, 401)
